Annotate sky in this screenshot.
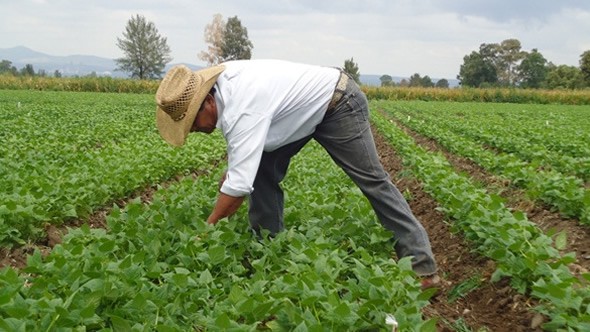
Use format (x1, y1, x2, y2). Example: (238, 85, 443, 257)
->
(1, 0, 590, 79)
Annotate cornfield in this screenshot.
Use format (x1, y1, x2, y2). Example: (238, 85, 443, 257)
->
(2, 75, 590, 104)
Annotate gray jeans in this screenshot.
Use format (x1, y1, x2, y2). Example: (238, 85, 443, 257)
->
(248, 78, 437, 276)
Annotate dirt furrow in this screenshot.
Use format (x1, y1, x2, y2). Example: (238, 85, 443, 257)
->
(373, 129, 541, 331)
(390, 117, 590, 275)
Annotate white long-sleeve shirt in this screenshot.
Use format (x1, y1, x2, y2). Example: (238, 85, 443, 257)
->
(213, 59, 340, 197)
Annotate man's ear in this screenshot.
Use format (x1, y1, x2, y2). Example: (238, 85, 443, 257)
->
(208, 93, 218, 111)
(203, 93, 213, 106)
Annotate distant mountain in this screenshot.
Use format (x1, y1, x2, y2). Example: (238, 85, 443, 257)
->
(1, 46, 458, 86)
(0, 46, 202, 78)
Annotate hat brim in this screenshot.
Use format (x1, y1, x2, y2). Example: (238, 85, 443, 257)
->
(156, 65, 225, 147)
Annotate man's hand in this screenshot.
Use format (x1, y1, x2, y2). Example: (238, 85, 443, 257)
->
(207, 192, 245, 225)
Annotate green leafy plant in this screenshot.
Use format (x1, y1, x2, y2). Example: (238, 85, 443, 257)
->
(0, 139, 434, 330)
(447, 275, 482, 303)
(372, 107, 590, 331)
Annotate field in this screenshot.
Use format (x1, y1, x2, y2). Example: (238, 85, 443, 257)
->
(1, 89, 590, 331)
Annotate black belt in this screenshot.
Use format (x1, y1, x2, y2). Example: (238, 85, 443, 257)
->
(326, 71, 349, 114)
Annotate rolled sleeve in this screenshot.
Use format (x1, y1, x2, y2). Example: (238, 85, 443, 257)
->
(220, 180, 251, 197)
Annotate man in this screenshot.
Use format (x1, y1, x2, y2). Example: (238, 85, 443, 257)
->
(155, 59, 439, 288)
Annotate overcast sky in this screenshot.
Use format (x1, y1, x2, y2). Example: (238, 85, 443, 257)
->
(2, 0, 589, 79)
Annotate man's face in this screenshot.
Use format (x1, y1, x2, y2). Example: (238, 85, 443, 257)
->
(190, 94, 216, 134)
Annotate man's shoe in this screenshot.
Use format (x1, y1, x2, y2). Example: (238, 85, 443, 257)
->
(420, 274, 441, 291)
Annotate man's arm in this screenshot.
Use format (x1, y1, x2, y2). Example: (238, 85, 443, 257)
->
(207, 192, 245, 225)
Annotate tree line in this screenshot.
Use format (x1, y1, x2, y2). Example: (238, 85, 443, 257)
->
(0, 61, 63, 78)
(2, 15, 589, 91)
(458, 38, 590, 89)
(0, 14, 254, 80)
(379, 73, 450, 88)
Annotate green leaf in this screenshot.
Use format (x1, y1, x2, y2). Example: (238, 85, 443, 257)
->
(110, 314, 132, 331)
(0, 318, 27, 332)
(238, 298, 255, 314)
(228, 284, 244, 304)
(418, 287, 438, 301)
(172, 273, 188, 288)
(82, 278, 104, 292)
(80, 304, 97, 319)
(253, 301, 275, 320)
(63, 204, 78, 218)
(199, 269, 213, 284)
(554, 232, 567, 251)
(99, 239, 116, 252)
(333, 303, 351, 319)
(419, 318, 438, 332)
(293, 322, 309, 332)
(3, 306, 29, 319)
(0, 292, 13, 306)
(208, 245, 225, 265)
(215, 313, 231, 328)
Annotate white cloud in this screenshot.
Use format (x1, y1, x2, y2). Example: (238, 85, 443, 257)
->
(1, 0, 589, 78)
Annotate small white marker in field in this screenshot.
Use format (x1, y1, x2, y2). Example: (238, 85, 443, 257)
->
(407, 115, 411, 121)
(545, 120, 549, 126)
(17, 102, 21, 108)
(385, 314, 398, 332)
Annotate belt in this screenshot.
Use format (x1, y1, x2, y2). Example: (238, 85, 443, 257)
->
(326, 70, 349, 114)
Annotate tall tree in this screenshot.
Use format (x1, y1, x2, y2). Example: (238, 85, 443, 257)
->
(380, 74, 394, 87)
(116, 14, 172, 79)
(343, 58, 361, 84)
(435, 78, 449, 88)
(496, 39, 526, 86)
(0, 60, 17, 75)
(479, 43, 501, 69)
(457, 51, 497, 87)
(408, 73, 422, 87)
(198, 14, 226, 66)
(421, 75, 434, 87)
(545, 65, 585, 89)
(580, 50, 590, 87)
(20, 64, 35, 76)
(221, 16, 253, 61)
(517, 49, 548, 88)
(468, 39, 525, 87)
(199, 14, 254, 65)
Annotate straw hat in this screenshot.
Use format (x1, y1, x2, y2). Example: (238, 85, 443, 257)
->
(156, 64, 225, 146)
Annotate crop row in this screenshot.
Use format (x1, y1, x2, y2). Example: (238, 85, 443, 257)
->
(391, 101, 590, 181)
(0, 140, 433, 331)
(0, 90, 226, 246)
(375, 101, 590, 225)
(371, 108, 590, 331)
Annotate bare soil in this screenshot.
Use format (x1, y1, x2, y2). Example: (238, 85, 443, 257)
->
(374, 131, 541, 331)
